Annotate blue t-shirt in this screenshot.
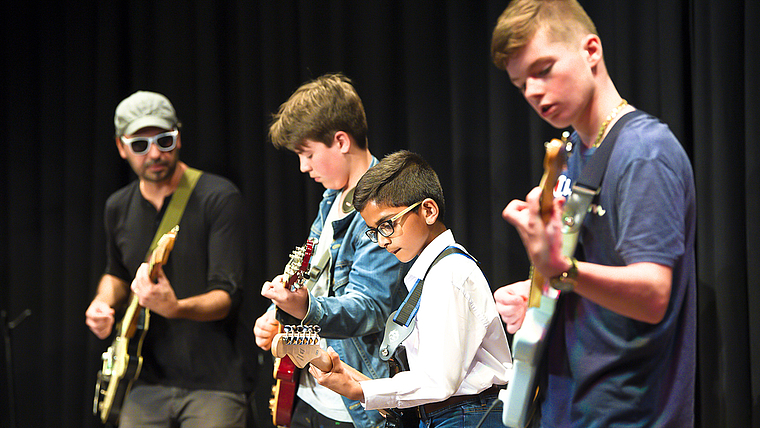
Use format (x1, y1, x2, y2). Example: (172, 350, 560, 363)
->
(542, 111, 696, 427)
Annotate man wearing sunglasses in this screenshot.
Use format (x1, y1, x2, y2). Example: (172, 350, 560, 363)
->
(85, 91, 248, 427)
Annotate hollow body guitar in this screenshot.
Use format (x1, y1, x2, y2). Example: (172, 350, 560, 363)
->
(269, 239, 317, 427)
(499, 137, 568, 428)
(93, 226, 179, 425)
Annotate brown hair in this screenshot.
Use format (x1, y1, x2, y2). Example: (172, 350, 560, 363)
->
(491, 0, 598, 70)
(269, 73, 368, 151)
(353, 150, 445, 219)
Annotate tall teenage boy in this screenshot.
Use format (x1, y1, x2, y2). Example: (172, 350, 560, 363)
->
(491, 1, 696, 426)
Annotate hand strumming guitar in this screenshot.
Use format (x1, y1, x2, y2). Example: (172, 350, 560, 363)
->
(308, 346, 366, 402)
(493, 279, 531, 334)
(86, 274, 128, 339)
(253, 310, 280, 351)
(85, 300, 116, 339)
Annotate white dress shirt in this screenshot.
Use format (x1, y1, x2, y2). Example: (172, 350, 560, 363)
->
(360, 230, 512, 410)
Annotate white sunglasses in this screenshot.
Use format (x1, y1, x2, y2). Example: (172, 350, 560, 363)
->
(120, 129, 178, 155)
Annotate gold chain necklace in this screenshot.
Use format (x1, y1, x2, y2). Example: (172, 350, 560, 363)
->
(593, 99, 628, 147)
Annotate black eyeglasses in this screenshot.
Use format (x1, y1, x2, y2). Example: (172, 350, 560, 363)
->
(365, 201, 423, 243)
(120, 129, 178, 155)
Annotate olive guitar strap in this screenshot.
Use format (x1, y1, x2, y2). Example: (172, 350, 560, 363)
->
(146, 167, 203, 257)
(560, 110, 644, 255)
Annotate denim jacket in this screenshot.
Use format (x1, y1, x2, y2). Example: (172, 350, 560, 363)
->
(301, 182, 405, 428)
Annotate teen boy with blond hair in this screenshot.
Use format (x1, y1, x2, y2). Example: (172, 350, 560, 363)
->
(491, 1, 696, 426)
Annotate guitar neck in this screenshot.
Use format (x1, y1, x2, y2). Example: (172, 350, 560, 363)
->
(147, 254, 162, 282)
(528, 159, 559, 308)
(528, 137, 567, 308)
(122, 244, 165, 337)
(307, 350, 333, 372)
(120, 293, 143, 338)
(528, 268, 547, 308)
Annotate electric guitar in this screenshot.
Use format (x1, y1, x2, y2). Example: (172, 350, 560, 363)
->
(93, 225, 179, 425)
(272, 326, 410, 427)
(269, 239, 317, 427)
(499, 136, 568, 428)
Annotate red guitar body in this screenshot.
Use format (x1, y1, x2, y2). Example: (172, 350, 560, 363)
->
(268, 238, 316, 427)
(271, 355, 300, 426)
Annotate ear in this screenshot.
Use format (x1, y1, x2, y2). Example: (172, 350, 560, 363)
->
(115, 137, 128, 159)
(420, 198, 440, 225)
(333, 131, 352, 154)
(582, 34, 603, 68)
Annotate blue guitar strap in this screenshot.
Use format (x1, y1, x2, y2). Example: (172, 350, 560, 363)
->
(380, 245, 476, 362)
(561, 110, 644, 255)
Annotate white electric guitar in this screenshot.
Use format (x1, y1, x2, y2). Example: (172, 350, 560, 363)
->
(500, 137, 568, 428)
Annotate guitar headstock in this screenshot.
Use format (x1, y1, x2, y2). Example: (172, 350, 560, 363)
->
(538, 134, 569, 223)
(282, 238, 317, 291)
(152, 225, 179, 266)
(271, 325, 331, 371)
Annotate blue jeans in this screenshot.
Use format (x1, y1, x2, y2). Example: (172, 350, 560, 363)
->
(119, 384, 246, 428)
(419, 394, 503, 428)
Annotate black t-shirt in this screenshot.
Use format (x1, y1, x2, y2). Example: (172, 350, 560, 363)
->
(104, 171, 246, 392)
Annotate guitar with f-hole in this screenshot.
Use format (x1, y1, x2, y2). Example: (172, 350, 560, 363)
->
(93, 225, 179, 425)
(268, 239, 317, 427)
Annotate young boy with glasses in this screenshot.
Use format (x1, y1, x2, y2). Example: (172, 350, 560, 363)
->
(253, 73, 403, 428)
(309, 150, 512, 428)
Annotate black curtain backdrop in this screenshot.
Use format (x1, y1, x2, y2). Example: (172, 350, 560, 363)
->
(0, 1, 757, 427)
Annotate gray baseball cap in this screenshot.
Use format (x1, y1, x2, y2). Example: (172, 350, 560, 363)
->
(114, 90, 180, 137)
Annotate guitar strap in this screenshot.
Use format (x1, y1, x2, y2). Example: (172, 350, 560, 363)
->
(131, 167, 202, 331)
(522, 111, 646, 423)
(304, 247, 331, 290)
(145, 167, 202, 258)
(378, 246, 476, 428)
(561, 110, 644, 256)
(379, 246, 475, 363)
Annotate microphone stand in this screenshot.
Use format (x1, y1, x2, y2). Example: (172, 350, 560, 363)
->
(2, 308, 31, 428)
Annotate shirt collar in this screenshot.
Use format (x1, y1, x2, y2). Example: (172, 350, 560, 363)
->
(404, 229, 456, 289)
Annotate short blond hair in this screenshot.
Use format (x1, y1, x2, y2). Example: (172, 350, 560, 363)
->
(491, 0, 598, 70)
(269, 73, 368, 151)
